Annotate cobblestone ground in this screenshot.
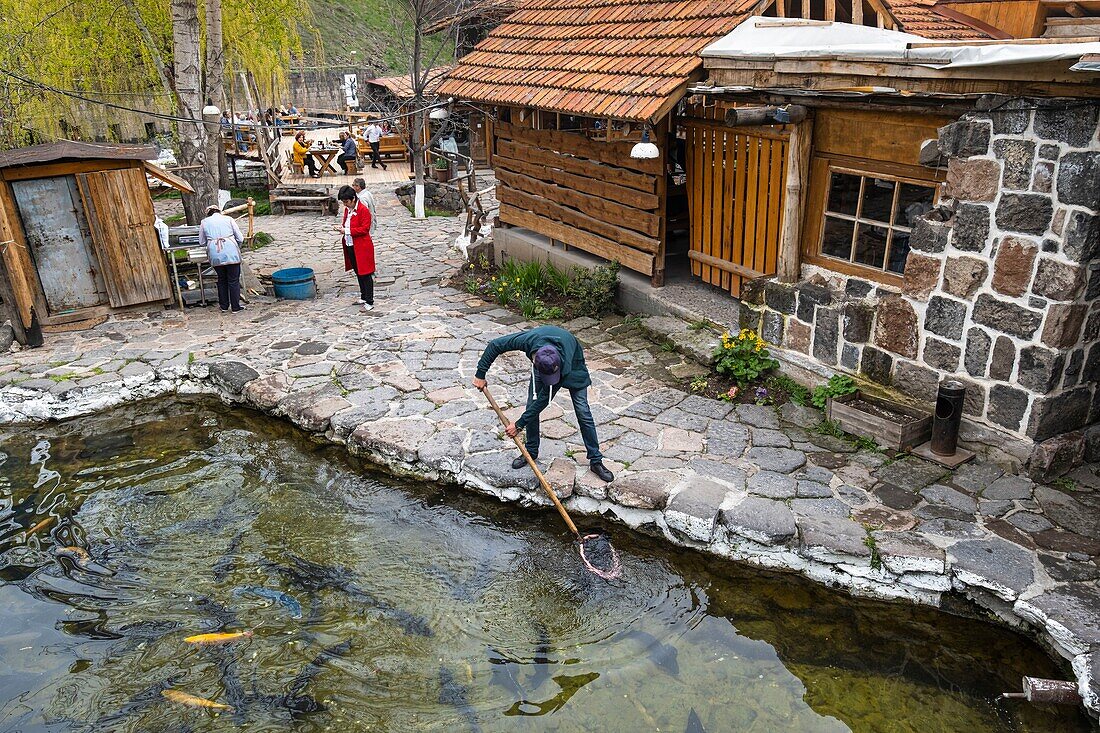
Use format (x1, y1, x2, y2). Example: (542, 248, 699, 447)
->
(2, 182, 1099, 714)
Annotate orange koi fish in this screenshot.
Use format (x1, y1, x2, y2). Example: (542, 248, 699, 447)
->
(161, 689, 233, 711)
(55, 546, 90, 564)
(24, 516, 55, 538)
(183, 630, 253, 645)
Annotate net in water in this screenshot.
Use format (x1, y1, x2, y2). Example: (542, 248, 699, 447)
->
(578, 532, 622, 580)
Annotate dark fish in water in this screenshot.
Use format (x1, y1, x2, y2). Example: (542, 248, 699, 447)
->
(685, 707, 707, 733)
(505, 672, 600, 717)
(117, 619, 183, 640)
(527, 623, 552, 691)
(234, 586, 303, 619)
(193, 596, 238, 629)
(618, 628, 680, 678)
(281, 639, 354, 714)
(345, 586, 433, 637)
(439, 667, 482, 733)
(487, 647, 525, 700)
(212, 529, 247, 582)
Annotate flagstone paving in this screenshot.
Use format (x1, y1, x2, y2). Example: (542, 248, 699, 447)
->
(2, 182, 1099, 715)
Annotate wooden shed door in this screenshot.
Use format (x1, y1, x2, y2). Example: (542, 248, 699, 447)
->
(684, 121, 789, 297)
(76, 168, 173, 307)
(10, 176, 108, 313)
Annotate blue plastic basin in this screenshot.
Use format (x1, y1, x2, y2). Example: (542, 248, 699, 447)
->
(271, 267, 316, 300)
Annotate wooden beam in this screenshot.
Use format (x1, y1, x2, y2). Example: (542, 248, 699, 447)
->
(143, 161, 196, 193)
(0, 254, 27, 345)
(495, 121, 661, 174)
(493, 151, 660, 210)
(497, 186, 660, 253)
(724, 105, 808, 126)
(0, 160, 133, 182)
(495, 138, 657, 193)
(777, 116, 813, 283)
(688, 250, 766, 281)
(852, 0, 864, 25)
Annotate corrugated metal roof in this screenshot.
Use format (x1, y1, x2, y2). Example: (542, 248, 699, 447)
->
(438, 0, 993, 120)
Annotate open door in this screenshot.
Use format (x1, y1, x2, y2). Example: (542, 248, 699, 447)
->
(77, 168, 173, 307)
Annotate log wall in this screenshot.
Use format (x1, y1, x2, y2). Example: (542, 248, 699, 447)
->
(492, 119, 666, 278)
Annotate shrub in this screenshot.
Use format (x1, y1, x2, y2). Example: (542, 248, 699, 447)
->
(767, 374, 811, 407)
(689, 376, 708, 394)
(567, 261, 620, 317)
(713, 329, 778, 386)
(251, 231, 274, 249)
(811, 374, 857, 410)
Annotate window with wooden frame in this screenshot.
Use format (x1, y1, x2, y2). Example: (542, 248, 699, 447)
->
(817, 167, 939, 277)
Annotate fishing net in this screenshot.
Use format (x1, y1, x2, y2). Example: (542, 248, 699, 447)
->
(577, 532, 622, 580)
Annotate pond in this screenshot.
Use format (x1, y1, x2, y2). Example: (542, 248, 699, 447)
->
(0, 399, 1090, 732)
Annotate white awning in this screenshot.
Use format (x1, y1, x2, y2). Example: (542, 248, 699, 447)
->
(701, 17, 1100, 71)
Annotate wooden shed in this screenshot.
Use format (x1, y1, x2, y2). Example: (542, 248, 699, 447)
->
(439, 0, 995, 286)
(0, 141, 190, 344)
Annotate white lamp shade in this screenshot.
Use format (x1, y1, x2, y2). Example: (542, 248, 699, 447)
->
(429, 107, 450, 120)
(202, 104, 221, 116)
(630, 137, 659, 159)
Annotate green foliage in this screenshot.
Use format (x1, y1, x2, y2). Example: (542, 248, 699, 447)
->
(230, 188, 270, 215)
(251, 231, 274, 249)
(1051, 476, 1078, 492)
(811, 374, 857, 409)
(767, 374, 811, 407)
(432, 156, 449, 170)
(164, 213, 186, 225)
(545, 262, 571, 298)
(622, 314, 644, 328)
(713, 329, 778, 386)
(689, 319, 716, 332)
(814, 419, 845, 439)
(660, 340, 677, 353)
(863, 533, 882, 570)
(566, 261, 620, 318)
(852, 435, 882, 453)
(689, 376, 708, 394)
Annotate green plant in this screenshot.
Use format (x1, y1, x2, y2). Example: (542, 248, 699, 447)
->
(689, 376, 709, 394)
(164, 213, 185, 225)
(864, 533, 882, 570)
(689, 319, 716, 332)
(712, 329, 778, 386)
(433, 156, 450, 170)
(811, 374, 857, 409)
(535, 304, 564, 320)
(660, 340, 677, 353)
(814, 419, 845, 438)
(767, 374, 811, 407)
(464, 278, 481, 295)
(852, 435, 882, 453)
(719, 386, 741, 403)
(518, 292, 545, 320)
(1051, 476, 1078, 492)
(544, 261, 571, 297)
(567, 262, 620, 318)
(622, 314, 644, 328)
(499, 259, 548, 294)
(251, 231, 274, 249)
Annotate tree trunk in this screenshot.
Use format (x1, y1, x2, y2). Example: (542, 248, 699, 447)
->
(412, 108, 426, 218)
(172, 0, 217, 224)
(204, 0, 230, 189)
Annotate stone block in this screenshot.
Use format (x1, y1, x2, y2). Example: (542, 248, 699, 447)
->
(786, 318, 811, 354)
(350, 418, 436, 464)
(1035, 101, 1100, 146)
(745, 446, 806, 474)
(761, 310, 784, 346)
(1056, 152, 1100, 208)
(861, 346, 893, 385)
(1085, 343, 1100, 383)
(1063, 348, 1084, 387)
(893, 361, 938, 402)
(607, 471, 678, 510)
(840, 343, 860, 370)
(910, 215, 951, 253)
(920, 484, 978, 513)
(972, 294, 1042, 339)
(918, 138, 944, 167)
(798, 515, 871, 564)
(946, 157, 1000, 201)
(923, 337, 960, 372)
(1032, 258, 1085, 300)
(243, 373, 291, 410)
(977, 96, 1031, 134)
(812, 307, 840, 365)
(764, 282, 797, 314)
(924, 295, 967, 341)
(1027, 387, 1092, 441)
(950, 537, 1035, 601)
(1032, 160, 1054, 194)
(1039, 143, 1060, 161)
(739, 307, 761, 333)
(845, 278, 875, 298)
(987, 384, 1028, 431)
(875, 531, 946, 574)
(938, 119, 991, 159)
(1017, 346, 1065, 394)
(209, 360, 260, 394)
(843, 302, 874, 343)
(1027, 431, 1085, 482)
(964, 327, 991, 378)
(740, 278, 767, 305)
(705, 422, 750, 457)
(874, 295, 919, 358)
(996, 194, 1053, 236)
(989, 336, 1015, 381)
(992, 138, 1035, 190)
(902, 252, 942, 300)
(417, 429, 469, 478)
(952, 204, 991, 252)
(294, 396, 352, 432)
(1062, 210, 1099, 263)
(942, 256, 988, 298)
(665, 477, 731, 542)
(721, 496, 797, 546)
(991, 236, 1039, 296)
(748, 470, 797, 499)
(796, 283, 833, 323)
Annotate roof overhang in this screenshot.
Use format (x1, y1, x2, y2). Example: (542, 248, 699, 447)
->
(0, 141, 157, 169)
(143, 161, 195, 193)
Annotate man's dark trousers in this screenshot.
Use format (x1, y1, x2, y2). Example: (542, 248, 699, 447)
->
(523, 374, 603, 464)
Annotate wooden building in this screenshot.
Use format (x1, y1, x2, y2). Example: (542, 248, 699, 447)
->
(0, 141, 190, 345)
(438, 0, 995, 286)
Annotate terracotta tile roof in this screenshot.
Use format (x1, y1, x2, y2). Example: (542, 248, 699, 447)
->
(367, 66, 453, 100)
(439, 0, 992, 120)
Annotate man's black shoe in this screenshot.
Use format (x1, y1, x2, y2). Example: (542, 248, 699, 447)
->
(512, 455, 535, 469)
(591, 462, 614, 483)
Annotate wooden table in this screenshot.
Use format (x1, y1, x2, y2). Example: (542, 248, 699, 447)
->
(308, 148, 342, 176)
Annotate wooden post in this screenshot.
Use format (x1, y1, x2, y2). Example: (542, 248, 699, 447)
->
(776, 116, 813, 284)
(0, 248, 28, 345)
(651, 115, 669, 288)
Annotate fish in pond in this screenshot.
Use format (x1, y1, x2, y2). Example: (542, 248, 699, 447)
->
(184, 630, 253, 645)
(527, 622, 553, 691)
(617, 628, 680, 678)
(212, 529, 247, 582)
(234, 586, 304, 619)
(685, 708, 707, 733)
(55, 546, 90, 564)
(91, 678, 181, 727)
(161, 689, 233, 711)
(280, 639, 354, 715)
(438, 667, 482, 733)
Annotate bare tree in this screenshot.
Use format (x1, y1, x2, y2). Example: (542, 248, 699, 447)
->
(171, 0, 217, 223)
(204, 0, 230, 189)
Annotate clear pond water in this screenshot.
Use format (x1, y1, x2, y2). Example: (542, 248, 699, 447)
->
(0, 399, 1090, 733)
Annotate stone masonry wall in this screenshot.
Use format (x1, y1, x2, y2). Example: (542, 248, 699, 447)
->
(741, 96, 1100, 469)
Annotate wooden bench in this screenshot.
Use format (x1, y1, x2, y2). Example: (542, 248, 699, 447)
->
(270, 192, 335, 215)
(377, 135, 407, 161)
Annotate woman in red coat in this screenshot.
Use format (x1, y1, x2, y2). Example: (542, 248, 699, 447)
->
(337, 185, 375, 311)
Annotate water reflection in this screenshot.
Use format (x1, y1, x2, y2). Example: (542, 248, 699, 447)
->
(0, 399, 1089, 732)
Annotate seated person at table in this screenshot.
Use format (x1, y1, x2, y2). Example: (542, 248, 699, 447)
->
(293, 131, 319, 178)
(338, 132, 358, 174)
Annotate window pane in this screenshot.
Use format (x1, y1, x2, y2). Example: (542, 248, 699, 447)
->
(894, 183, 936, 226)
(854, 222, 889, 269)
(822, 216, 854, 259)
(888, 230, 911, 274)
(861, 178, 896, 222)
(826, 172, 861, 216)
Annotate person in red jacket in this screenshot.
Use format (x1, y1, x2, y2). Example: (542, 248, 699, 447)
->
(336, 185, 375, 311)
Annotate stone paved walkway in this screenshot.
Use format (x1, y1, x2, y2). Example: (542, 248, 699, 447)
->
(1, 182, 1099, 717)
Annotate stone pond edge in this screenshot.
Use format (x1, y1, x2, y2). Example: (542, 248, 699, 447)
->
(1, 359, 1097, 722)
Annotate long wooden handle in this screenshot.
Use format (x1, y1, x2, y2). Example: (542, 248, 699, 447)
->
(480, 385, 580, 538)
